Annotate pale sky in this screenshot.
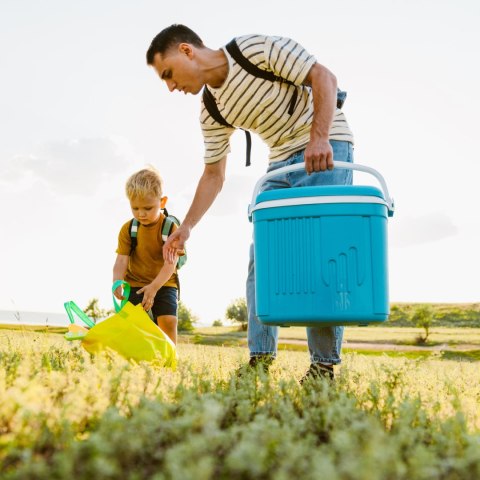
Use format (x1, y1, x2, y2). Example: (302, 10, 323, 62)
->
(0, 0, 478, 325)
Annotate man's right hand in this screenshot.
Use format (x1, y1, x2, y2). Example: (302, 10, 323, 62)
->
(163, 224, 190, 264)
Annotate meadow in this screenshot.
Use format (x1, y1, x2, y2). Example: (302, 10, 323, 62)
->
(1, 327, 480, 479)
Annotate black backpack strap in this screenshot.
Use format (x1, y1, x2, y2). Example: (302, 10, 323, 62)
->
(202, 87, 232, 128)
(226, 39, 345, 111)
(226, 38, 298, 116)
(129, 218, 139, 255)
(202, 86, 252, 167)
(202, 38, 345, 168)
(225, 39, 296, 86)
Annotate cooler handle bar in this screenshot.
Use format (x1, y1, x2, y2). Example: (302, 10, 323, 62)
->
(248, 161, 395, 219)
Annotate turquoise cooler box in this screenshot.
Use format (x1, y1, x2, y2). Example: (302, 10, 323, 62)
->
(249, 162, 395, 327)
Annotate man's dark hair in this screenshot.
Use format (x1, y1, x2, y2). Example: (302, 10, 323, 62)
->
(146, 24, 204, 65)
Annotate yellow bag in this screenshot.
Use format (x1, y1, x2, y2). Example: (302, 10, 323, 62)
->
(64, 282, 177, 368)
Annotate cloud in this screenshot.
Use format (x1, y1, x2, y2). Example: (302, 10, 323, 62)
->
(391, 212, 459, 247)
(0, 136, 133, 195)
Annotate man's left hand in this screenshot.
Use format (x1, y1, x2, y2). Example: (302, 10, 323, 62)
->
(304, 139, 334, 175)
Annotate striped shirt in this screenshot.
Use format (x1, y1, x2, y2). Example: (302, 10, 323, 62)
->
(201, 34, 354, 164)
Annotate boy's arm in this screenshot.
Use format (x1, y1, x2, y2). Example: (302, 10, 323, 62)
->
(112, 254, 129, 299)
(163, 156, 226, 263)
(137, 259, 178, 311)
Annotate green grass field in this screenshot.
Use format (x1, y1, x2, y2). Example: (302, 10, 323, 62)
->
(194, 325, 480, 345)
(1, 326, 480, 479)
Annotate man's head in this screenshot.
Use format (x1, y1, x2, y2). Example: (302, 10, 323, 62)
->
(126, 166, 167, 226)
(146, 24, 206, 95)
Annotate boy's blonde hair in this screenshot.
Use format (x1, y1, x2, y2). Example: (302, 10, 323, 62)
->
(125, 165, 164, 200)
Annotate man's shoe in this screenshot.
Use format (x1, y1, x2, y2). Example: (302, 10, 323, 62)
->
(300, 363, 334, 385)
(248, 354, 274, 372)
(236, 354, 274, 377)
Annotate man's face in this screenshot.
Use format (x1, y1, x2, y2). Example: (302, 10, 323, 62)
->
(152, 44, 203, 95)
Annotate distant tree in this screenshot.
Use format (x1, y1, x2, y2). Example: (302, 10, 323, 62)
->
(83, 298, 113, 324)
(226, 297, 248, 331)
(212, 319, 224, 327)
(178, 301, 197, 332)
(389, 304, 410, 325)
(411, 305, 434, 344)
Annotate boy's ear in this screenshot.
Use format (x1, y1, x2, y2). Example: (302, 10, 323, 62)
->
(160, 196, 168, 209)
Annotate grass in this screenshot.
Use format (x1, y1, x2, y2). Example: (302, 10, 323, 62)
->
(1, 329, 480, 478)
(191, 325, 480, 347)
(4, 323, 480, 363)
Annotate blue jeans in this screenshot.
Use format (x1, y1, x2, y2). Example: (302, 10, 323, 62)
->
(246, 140, 354, 364)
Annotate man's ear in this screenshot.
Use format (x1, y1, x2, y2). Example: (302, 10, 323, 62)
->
(161, 196, 168, 209)
(178, 43, 193, 58)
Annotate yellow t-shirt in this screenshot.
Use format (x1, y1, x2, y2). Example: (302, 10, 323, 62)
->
(116, 214, 179, 289)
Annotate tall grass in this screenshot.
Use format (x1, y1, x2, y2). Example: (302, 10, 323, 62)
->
(1, 330, 479, 479)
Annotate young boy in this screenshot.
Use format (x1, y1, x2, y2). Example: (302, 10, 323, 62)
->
(113, 166, 180, 344)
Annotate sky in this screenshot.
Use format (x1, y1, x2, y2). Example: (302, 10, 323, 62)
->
(0, 0, 479, 325)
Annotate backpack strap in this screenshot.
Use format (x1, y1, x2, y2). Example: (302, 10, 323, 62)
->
(161, 216, 176, 243)
(202, 87, 252, 167)
(161, 213, 187, 270)
(225, 39, 296, 85)
(225, 38, 346, 110)
(202, 38, 346, 167)
(225, 38, 298, 115)
(129, 218, 139, 255)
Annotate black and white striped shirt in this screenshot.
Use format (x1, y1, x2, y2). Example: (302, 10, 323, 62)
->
(201, 34, 354, 164)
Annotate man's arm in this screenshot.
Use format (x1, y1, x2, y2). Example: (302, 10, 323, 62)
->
(302, 63, 338, 174)
(163, 156, 227, 263)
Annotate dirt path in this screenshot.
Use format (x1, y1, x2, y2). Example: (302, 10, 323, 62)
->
(278, 338, 480, 352)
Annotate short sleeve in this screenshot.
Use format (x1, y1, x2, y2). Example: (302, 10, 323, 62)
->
(116, 221, 132, 255)
(263, 36, 316, 86)
(200, 105, 235, 164)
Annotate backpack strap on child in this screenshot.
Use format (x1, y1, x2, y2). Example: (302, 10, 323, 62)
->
(129, 218, 139, 255)
(161, 208, 187, 270)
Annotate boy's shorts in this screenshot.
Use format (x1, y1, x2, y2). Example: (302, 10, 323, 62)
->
(128, 286, 178, 320)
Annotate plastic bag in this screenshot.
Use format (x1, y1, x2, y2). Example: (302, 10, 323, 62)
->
(64, 281, 177, 367)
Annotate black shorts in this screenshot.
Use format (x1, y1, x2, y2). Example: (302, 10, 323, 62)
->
(128, 286, 178, 319)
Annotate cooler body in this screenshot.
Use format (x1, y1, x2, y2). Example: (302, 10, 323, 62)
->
(252, 185, 390, 327)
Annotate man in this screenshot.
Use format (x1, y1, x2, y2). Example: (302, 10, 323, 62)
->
(146, 24, 354, 381)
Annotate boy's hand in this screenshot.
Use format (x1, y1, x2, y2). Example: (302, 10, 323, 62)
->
(137, 283, 158, 311)
(113, 285, 125, 300)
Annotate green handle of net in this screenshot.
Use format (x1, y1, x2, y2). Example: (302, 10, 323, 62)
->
(64, 301, 96, 328)
(112, 280, 131, 313)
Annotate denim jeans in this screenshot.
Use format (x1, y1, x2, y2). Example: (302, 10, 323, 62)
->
(246, 140, 354, 364)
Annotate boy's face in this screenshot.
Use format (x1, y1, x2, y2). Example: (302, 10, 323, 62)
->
(129, 194, 167, 226)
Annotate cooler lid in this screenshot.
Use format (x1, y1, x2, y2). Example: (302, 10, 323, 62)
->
(255, 185, 385, 204)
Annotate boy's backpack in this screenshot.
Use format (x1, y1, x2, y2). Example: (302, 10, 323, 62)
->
(202, 38, 347, 167)
(129, 209, 187, 269)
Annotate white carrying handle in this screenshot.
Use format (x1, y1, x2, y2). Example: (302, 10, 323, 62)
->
(248, 161, 395, 219)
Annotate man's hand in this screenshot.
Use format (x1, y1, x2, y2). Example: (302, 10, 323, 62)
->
(304, 138, 334, 175)
(137, 283, 159, 311)
(163, 224, 190, 264)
